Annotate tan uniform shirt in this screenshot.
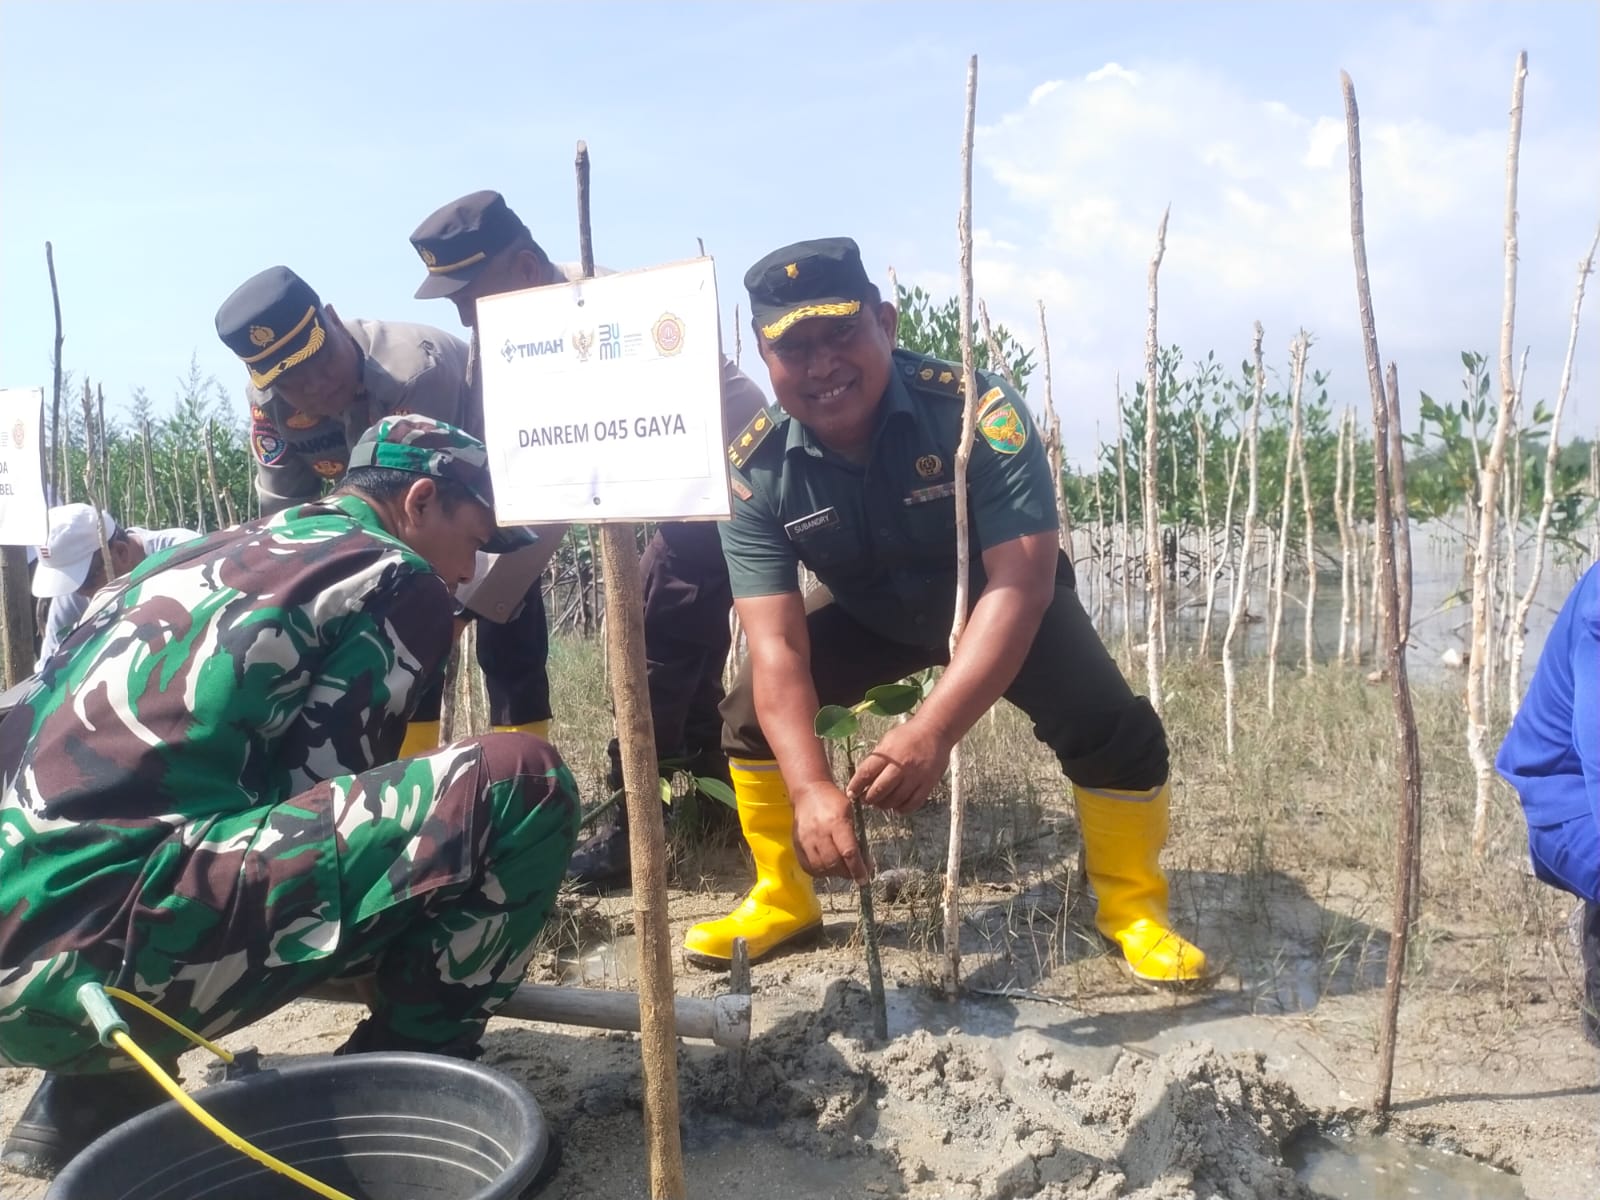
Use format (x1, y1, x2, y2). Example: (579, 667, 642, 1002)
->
(248, 317, 471, 513)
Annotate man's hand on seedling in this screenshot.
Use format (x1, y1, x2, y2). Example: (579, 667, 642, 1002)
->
(848, 714, 952, 815)
(791, 779, 874, 884)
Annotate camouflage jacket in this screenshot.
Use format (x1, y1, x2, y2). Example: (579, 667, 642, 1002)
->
(0, 493, 454, 986)
(249, 317, 472, 514)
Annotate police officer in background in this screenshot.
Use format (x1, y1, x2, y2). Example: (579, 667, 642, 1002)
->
(216, 266, 555, 754)
(683, 237, 1209, 985)
(407, 190, 767, 889)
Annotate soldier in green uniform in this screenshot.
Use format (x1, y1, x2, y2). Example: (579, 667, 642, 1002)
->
(684, 238, 1208, 985)
(216, 265, 556, 756)
(0, 416, 580, 1180)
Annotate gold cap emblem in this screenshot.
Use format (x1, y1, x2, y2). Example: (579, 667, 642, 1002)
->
(784, 263, 798, 279)
(248, 325, 276, 348)
(419, 247, 437, 267)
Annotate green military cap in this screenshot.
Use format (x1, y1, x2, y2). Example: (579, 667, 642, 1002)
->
(409, 190, 543, 300)
(347, 415, 536, 553)
(744, 236, 873, 343)
(214, 266, 330, 389)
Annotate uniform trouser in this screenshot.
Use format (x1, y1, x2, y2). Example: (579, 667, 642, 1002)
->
(412, 585, 553, 726)
(720, 581, 1168, 793)
(607, 523, 735, 788)
(0, 734, 579, 1073)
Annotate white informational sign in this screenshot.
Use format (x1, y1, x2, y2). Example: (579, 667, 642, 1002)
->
(0, 388, 47, 546)
(476, 257, 731, 524)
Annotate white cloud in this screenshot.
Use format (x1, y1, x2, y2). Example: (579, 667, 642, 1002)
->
(962, 55, 1600, 467)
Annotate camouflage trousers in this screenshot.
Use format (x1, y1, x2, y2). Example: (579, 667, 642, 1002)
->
(0, 733, 579, 1072)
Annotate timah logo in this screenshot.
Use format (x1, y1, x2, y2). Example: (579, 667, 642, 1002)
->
(11, 420, 23, 450)
(501, 336, 565, 362)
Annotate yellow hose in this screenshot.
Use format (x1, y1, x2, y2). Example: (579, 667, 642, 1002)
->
(92, 987, 355, 1200)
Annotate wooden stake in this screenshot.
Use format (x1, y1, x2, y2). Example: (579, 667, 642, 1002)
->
(1267, 334, 1308, 711)
(1469, 51, 1527, 860)
(941, 54, 981, 997)
(1142, 209, 1168, 713)
(79, 380, 113, 572)
(1115, 391, 1133, 662)
(1093, 422, 1108, 631)
(1, 544, 32, 688)
(1037, 301, 1067, 549)
(575, 140, 685, 1199)
(1510, 225, 1598, 708)
(1335, 431, 1347, 668)
(1199, 390, 1248, 657)
(1292, 339, 1318, 678)
(1341, 69, 1425, 1117)
(1222, 324, 1265, 758)
(203, 420, 228, 530)
(46, 242, 64, 505)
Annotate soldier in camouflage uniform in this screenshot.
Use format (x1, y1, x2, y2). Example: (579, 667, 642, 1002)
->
(0, 416, 580, 1180)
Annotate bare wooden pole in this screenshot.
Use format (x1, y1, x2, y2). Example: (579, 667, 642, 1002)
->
(203, 420, 228, 530)
(1384, 362, 1413, 648)
(1296, 335, 1317, 673)
(1036, 301, 1066, 548)
(1115, 393, 1134, 662)
(576, 140, 685, 1199)
(1510, 226, 1598, 707)
(139, 419, 157, 526)
(1334, 408, 1353, 663)
(78, 380, 113, 572)
(1342, 69, 1425, 1117)
(1195, 410, 1212, 655)
(1093, 422, 1108, 630)
(1268, 334, 1308, 711)
(941, 54, 981, 996)
(1222, 324, 1265, 757)
(1469, 51, 1527, 860)
(46, 242, 64, 505)
(1141, 208, 1169, 714)
(1200, 399, 1248, 657)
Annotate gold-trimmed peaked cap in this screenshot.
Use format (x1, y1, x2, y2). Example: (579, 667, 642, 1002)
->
(745, 236, 873, 343)
(409, 189, 539, 300)
(215, 266, 330, 390)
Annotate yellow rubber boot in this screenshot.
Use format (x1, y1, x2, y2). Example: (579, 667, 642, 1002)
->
(397, 721, 441, 759)
(1074, 783, 1209, 984)
(492, 720, 552, 741)
(683, 759, 822, 963)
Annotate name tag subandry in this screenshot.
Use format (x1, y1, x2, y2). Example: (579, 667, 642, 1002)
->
(785, 508, 842, 539)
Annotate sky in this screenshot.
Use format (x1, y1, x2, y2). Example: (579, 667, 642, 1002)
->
(1, 1, 1596, 472)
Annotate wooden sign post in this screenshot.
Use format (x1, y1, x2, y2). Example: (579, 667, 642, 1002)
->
(576, 140, 687, 1200)
(0, 387, 49, 687)
(475, 141, 726, 1197)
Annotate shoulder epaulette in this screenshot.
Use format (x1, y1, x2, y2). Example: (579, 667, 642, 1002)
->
(898, 352, 967, 399)
(727, 405, 782, 469)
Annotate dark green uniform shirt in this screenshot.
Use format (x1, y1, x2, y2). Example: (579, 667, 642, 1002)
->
(719, 349, 1058, 645)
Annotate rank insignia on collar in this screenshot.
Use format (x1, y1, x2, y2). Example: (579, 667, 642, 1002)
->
(727, 406, 779, 469)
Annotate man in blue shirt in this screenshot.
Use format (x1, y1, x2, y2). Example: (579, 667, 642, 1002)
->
(1497, 563, 1600, 1045)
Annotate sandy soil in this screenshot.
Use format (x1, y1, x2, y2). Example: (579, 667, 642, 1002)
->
(6, 834, 1597, 1200)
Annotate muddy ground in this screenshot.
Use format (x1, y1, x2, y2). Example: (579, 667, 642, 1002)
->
(4, 822, 1596, 1199)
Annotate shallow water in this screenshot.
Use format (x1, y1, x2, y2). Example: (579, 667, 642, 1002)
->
(1289, 1132, 1526, 1199)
